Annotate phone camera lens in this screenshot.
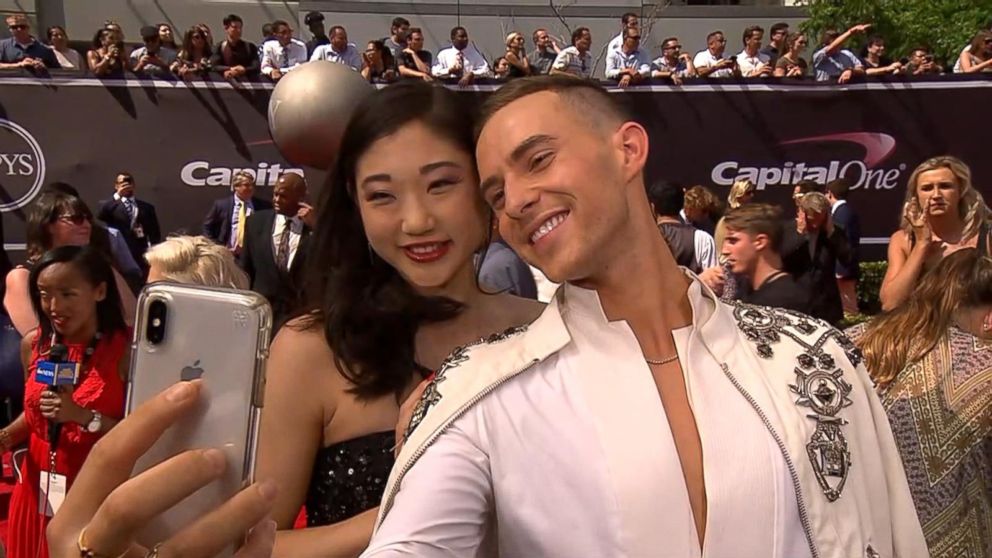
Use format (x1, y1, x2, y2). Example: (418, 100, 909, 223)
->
(146, 300, 167, 345)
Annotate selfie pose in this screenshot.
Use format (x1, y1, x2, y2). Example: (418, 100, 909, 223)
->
(363, 76, 926, 558)
(256, 81, 541, 557)
(3, 246, 128, 558)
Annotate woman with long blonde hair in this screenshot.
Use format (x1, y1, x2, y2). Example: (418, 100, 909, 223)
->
(850, 248, 992, 557)
(879, 156, 990, 311)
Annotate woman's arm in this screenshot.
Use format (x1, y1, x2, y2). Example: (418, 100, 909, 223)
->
(879, 230, 933, 311)
(5, 268, 37, 336)
(258, 327, 363, 558)
(273, 508, 377, 558)
(960, 53, 992, 73)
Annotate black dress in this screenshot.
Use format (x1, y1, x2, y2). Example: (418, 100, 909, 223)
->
(305, 431, 396, 526)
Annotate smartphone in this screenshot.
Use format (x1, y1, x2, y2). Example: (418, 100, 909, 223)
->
(126, 283, 272, 553)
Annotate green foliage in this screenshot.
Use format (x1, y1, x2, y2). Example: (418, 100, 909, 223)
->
(856, 260, 888, 316)
(798, 0, 992, 65)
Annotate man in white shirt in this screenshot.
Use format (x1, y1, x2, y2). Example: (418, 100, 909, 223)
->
(651, 36, 696, 85)
(432, 26, 489, 85)
(363, 75, 927, 558)
(736, 25, 772, 77)
(550, 27, 592, 78)
(260, 19, 307, 81)
(605, 27, 650, 87)
(607, 12, 639, 55)
(310, 25, 361, 71)
(693, 30, 738, 78)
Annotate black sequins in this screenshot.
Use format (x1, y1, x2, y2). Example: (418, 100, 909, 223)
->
(306, 431, 395, 526)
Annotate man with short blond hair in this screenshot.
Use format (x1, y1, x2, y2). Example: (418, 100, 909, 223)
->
(0, 14, 58, 70)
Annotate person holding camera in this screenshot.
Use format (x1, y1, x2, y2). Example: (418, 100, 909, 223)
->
(87, 28, 127, 77)
(693, 31, 738, 78)
(904, 47, 943, 75)
(130, 25, 177, 77)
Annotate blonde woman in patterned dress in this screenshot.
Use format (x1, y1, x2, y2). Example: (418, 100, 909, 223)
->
(851, 248, 992, 557)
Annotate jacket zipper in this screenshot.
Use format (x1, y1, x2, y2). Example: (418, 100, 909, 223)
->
(378, 358, 541, 525)
(719, 362, 819, 558)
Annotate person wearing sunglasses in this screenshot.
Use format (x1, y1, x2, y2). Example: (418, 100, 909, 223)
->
(651, 36, 696, 85)
(0, 14, 58, 71)
(5, 192, 137, 339)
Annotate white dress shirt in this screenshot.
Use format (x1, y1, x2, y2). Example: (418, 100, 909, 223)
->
(260, 38, 307, 75)
(309, 42, 362, 71)
(605, 47, 651, 79)
(551, 46, 592, 77)
(364, 281, 813, 557)
(607, 32, 624, 55)
(693, 49, 733, 77)
(271, 213, 304, 269)
(736, 48, 771, 76)
(229, 195, 255, 249)
(431, 45, 489, 78)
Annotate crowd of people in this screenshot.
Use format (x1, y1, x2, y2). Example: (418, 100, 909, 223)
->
(1, 11, 991, 86)
(0, 16, 988, 558)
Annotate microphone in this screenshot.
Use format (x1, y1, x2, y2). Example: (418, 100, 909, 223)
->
(35, 343, 77, 451)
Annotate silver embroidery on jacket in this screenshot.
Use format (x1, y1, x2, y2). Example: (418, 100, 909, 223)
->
(404, 326, 529, 441)
(732, 302, 854, 502)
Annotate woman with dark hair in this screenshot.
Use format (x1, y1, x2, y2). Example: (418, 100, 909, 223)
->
(86, 28, 126, 77)
(46, 25, 82, 71)
(850, 249, 992, 557)
(772, 32, 808, 77)
(360, 40, 397, 83)
(1, 245, 130, 558)
(256, 81, 542, 556)
(4, 192, 136, 337)
(158, 23, 178, 50)
(171, 25, 213, 79)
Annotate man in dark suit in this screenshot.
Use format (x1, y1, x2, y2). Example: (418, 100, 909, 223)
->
(203, 170, 272, 254)
(97, 172, 162, 274)
(826, 179, 861, 316)
(240, 172, 313, 326)
(782, 191, 853, 326)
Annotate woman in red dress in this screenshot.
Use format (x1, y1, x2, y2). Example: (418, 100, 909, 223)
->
(0, 245, 129, 558)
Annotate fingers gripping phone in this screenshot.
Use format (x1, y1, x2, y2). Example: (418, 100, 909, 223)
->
(126, 283, 272, 553)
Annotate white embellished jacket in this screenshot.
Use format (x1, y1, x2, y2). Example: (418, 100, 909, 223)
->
(363, 278, 927, 558)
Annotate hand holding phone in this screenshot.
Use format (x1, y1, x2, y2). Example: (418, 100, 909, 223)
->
(126, 283, 272, 555)
(47, 380, 277, 558)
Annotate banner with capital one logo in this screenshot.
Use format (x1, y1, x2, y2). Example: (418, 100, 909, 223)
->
(0, 78, 988, 262)
(617, 83, 990, 258)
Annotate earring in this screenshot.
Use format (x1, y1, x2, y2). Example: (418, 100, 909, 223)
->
(982, 319, 991, 332)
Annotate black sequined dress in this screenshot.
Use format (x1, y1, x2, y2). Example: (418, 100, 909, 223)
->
(305, 431, 396, 526)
